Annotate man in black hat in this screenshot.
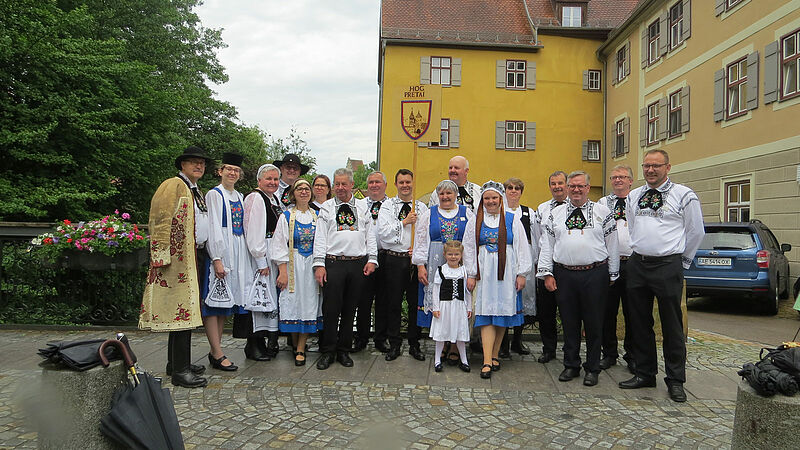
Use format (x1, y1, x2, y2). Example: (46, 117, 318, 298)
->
(139, 145, 213, 388)
(274, 153, 311, 211)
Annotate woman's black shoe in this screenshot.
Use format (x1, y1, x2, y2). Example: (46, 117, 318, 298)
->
(480, 364, 492, 379)
(446, 351, 460, 366)
(295, 351, 306, 366)
(434, 362, 443, 372)
(208, 353, 238, 371)
(244, 338, 271, 361)
(459, 363, 471, 373)
(491, 357, 501, 371)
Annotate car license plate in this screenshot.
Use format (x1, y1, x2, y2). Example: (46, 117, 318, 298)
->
(697, 257, 732, 266)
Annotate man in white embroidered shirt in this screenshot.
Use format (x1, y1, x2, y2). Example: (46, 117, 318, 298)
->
(428, 155, 480, 213)
(618, 149, 704, 403)
(313, 168, 378, 370)
(537, 171, 619, 387)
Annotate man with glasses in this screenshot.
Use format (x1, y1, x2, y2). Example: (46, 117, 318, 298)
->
(597, 165, 636, 374)
(532, 171, 569, 363)
(537, 171, 619, 387)
(618, 149, 704, 403)
(274, 154, 310, 211)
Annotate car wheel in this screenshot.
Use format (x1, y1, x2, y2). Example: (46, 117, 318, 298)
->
(763, 278, 780, 316)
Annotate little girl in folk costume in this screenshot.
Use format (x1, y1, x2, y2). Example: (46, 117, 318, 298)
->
(430, 240, 472, 373)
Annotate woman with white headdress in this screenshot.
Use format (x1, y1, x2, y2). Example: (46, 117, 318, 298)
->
(463, 180, 532, 379)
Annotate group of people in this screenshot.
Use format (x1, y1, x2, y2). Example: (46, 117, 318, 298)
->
(140, 146, 703, 403)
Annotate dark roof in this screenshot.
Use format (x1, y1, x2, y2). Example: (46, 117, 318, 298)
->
(528, 0, 640, 29)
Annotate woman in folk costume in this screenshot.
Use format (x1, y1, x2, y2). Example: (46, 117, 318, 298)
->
(203, 152, 251, 371)
(241, 164, 283, 361)
(412, 180, 474, 363)
(272, 179, 322, 366)
(463, 181, 532, 379)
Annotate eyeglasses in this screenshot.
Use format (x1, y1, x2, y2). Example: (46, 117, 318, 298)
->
(610, 175, 630, 180)
(313, 184, 328, 188)
(294, 187, 311, 192)
(642, 163, 667, 170)
(567, 184, 588, 190)
(221, 166, 241, 174)
(283, 164, 301, 171)
(505, 186, 523, 191)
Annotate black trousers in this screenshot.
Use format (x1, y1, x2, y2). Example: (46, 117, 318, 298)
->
(167, 329, 192, 372)
(554, 264, 607, 373)
(375, 252, 421, 349)
(355, 260, 380, 343)
(536, 278, 559, 354)
(602, 259, 634, 361)
(322, 257, 368, 354)
(626, 253, 686, 383)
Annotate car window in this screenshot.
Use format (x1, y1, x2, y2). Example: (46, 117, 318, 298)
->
(699, 229, 756, 250)
(762, 228, 780, 250)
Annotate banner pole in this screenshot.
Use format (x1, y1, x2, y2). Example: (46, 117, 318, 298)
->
(410, 140, 418, 251)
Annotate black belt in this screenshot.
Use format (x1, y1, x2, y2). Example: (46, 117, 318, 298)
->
(325, 254, 366, 261)
(555, 259, 608, 271)
(379, 249, 411, 258)
(632, 252, 680, 262)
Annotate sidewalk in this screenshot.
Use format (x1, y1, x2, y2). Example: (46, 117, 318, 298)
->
(0, 327, 759, 448)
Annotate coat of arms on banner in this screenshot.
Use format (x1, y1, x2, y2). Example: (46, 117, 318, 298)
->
(401, 100, 432, 140)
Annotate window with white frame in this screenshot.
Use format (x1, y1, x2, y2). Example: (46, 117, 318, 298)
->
(587, 141, 600, 161)
(505, 121, 525, 150)
(726, 58, 747, 119)
(506, 60, 526, 89)
(439, 119, 449, 147)
(562, 6, 581, 27)
(588, 70, 601, 90)
(431, 57, 451, 85)
(615, 120, 625, 157)
(725, 180, 750, 222)
(669, 2, 683, 49)
(617, 47, 626, 82)
(782, 29, 800, 99)
(648, 21, 660, 64)
(647, 102, 659, 145)
(668, 90, 682, 137)
(727, 0, 743, 9)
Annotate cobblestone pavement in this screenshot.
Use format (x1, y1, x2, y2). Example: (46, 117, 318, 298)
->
(0, 328, 766, 448)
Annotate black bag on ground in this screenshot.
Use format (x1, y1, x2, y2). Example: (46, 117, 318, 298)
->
(738, 345, 800, 396)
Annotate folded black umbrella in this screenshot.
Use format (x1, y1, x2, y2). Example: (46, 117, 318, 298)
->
(38, 335, 137, 371)
(98, 339, 184, 450)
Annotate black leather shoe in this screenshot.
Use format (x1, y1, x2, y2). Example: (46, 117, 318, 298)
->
(498, 348, 511, 359)
(294, 351, 306, 366)
(599, 356, 617, 370)
(337, 352, 354, 367)
(618, 375, 657, 389)
(583, 371, 599, 386)
(374, 340, 390, 353)
(667, 382, 687, 402)
(480, 364, 492, 379)
(351, 339, 368, 353)
(434, 362, 443, 372)
(166, 363, 205, 376)
(385, 346, 401, 361)
(409, 347, 426, 361)
(316, 352, 335, 370)
(537, 352, 556, 363)
(244, 340, 271, 361)
(208, 353, 238, 371)
(171, 370, 208, 388)
(558, 367, 581, 382)
(511, 342, 531, 355)
(459, 363, 471, 373)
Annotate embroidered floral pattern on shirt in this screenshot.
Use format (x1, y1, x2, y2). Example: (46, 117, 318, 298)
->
(174, 303, 191, 321)
(439, 215, 458, 242)
(230, 200, 244, 236)
(295, 221, 316, 257)
(479, 226, 499, 252)
(281, 189, 291, 207)
(370, 201, 382, 221)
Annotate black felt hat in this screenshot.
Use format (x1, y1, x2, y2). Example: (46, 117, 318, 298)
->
(221, 152, 244, 168)
(273, 153, 310, 175)
(174, 145, 213, 170)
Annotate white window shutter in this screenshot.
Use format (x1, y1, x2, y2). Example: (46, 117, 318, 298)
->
(639, 107, 648, 147)
(420, 57, 431, 84)
(581, 141, 588, 161)
(525, 122, 536, 150)
(715, 0, 725, 16)
(641, 28, 648, 68)
(659, 11, 669, 56)
(496, 60, 506, 88)
(450, 119, 460, 148)
(681, 0, 691, 41)
(582, 70, 589, 90)
(681, 86, 691, 133)
(623, 117, 630, 154)
(526, 62, 536, 89)
(451, 58, 462, 86)
(658, 97, 669, 140)
(746, 51, 759, 110)
(624, 42, 631, 76)
(713, 69, 725, 122)
(764, 41, 779, 104)
(495, 121, 505, 148)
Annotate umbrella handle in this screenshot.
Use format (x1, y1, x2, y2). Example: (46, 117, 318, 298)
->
(98, 339, 136, 369)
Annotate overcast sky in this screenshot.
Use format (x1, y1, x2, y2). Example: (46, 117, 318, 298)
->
(196, 0, 381, 177)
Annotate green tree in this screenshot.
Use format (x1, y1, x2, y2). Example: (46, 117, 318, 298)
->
(353, 160, 378, 190)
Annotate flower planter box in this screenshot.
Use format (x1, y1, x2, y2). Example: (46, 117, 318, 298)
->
(58, 248, 149, 271)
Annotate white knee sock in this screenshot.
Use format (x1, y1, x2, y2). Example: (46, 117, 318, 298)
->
(435, 341, 444, 365)
(456, 341, 468, 364)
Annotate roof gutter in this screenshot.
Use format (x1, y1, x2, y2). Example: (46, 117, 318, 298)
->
(381, 38, 542, 52)
(521, 0, 540, 45)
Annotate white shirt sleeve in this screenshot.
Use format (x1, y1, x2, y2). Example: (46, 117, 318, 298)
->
(412, 208, 431, 266)
(512, 216, 532, 277)
(205, 189, 226, 262)
(431, 269, 442, 312)
(312, 202, 331, 268)
(536, 212, 555, 279)
(682, 193, 705, 269)
(463, 216, 478, 278)
(244, 193, 269, 270)
(271, 213, 290, 264)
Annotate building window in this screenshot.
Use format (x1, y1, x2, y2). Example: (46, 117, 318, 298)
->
(431, 57, 451, 86)
(617, 47, 627, 82)
(726, 58, 747, 119)
(615, 120, 625, 157)
(669, 2, 683, 49)
(505, 121, 525, 150)
(439, 119, 449, 147)
(727, 0, 743, 8)
(648, 20, 660, 64)
(506, 60, 526, 89)
(647, 102, 659, 145)
(725, 180, 750, 222)
(668, 90, 682, 137)
(587, 141, 600, 161)
(588, 70, 601, 90)
(782, 29, 800, 100)
(562, 6, 582, 27)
